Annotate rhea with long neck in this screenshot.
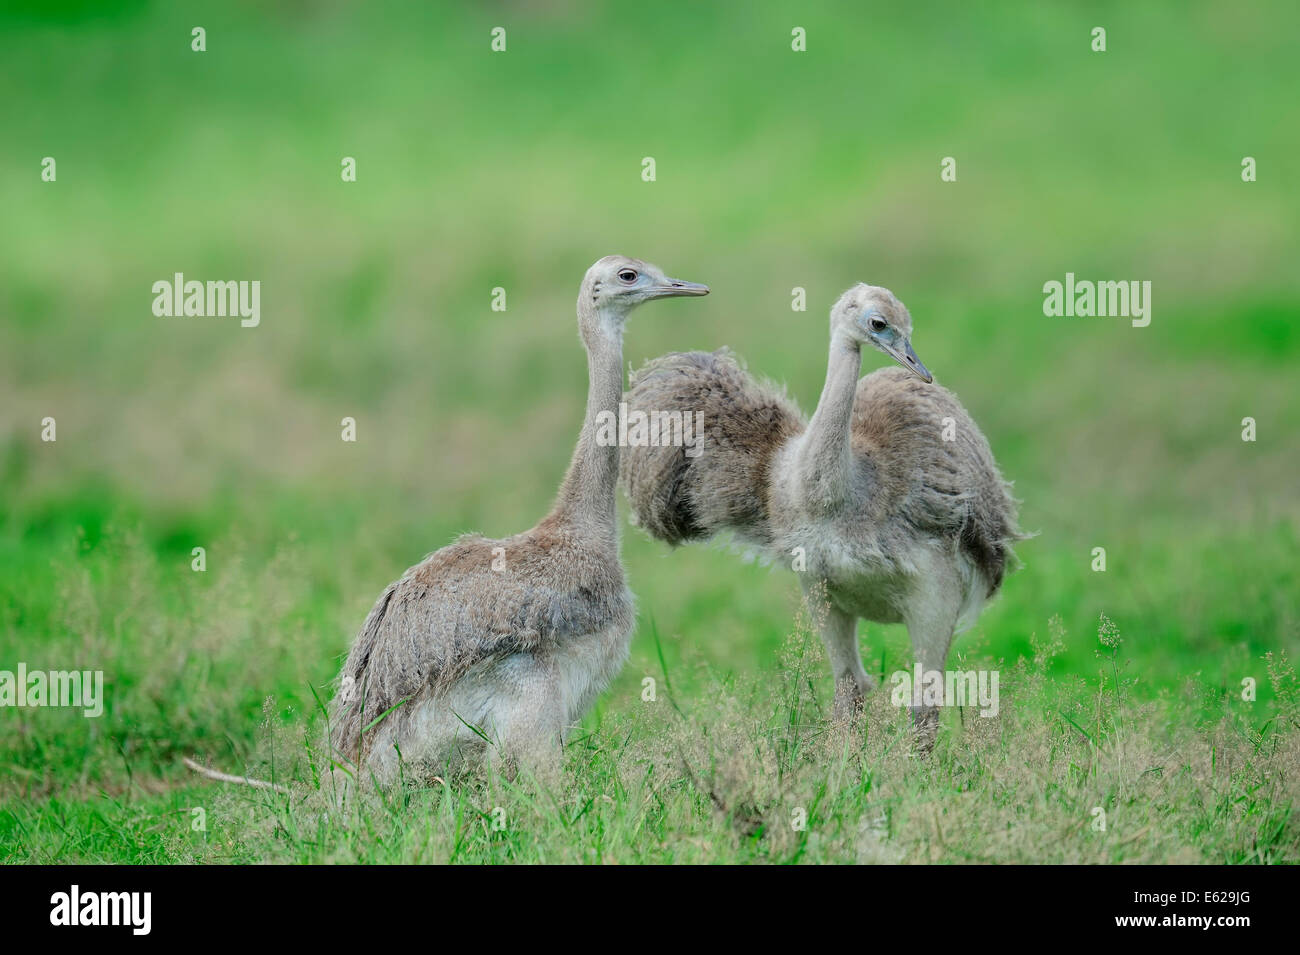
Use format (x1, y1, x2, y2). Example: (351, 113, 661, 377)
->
(794, 285, 933, 514)
(550, 257, 710, 538)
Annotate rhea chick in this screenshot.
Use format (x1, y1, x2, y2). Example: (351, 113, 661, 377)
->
(332, 256, 709, 784)
(620, 284, 1022, 750)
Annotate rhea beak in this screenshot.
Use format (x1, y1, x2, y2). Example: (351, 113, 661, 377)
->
(653, 279, 710, 298)
(891, 339, 933, 383)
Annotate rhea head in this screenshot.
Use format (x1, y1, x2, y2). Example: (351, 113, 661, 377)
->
(830, 283, 932, 383)
(582, 255, 709, 327)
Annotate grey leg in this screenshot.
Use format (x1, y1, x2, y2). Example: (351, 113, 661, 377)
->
(805, 587, 874, 720)
(903, 586, 960, 755)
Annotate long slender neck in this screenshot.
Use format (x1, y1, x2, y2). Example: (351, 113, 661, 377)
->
(797, 331, 861, 512)
(549, 294, 624, 540)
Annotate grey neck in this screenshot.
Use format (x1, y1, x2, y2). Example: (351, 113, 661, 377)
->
(549, 294, 624, 540)
(797, 331, 861, 512)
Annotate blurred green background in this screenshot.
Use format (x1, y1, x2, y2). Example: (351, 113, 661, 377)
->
(1, 0, 1297, 798)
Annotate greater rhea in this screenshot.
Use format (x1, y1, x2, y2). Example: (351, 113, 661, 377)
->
(332, 256, 708, 783)
(620, 284, 1022, 747)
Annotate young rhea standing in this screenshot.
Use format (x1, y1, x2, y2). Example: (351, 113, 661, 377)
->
(332, 256, 708, 783)
(620, 284, 1023, 748)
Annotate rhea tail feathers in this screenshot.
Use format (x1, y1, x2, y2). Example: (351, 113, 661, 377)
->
(619, 349, 805, 548)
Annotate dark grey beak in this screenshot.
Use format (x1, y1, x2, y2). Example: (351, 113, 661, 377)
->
(654, 278, 710, 298)
(897, 339, 933, 383)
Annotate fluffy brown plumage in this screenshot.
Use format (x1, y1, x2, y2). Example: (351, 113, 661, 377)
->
(622, 352, 1018, 594)
(850, 366, 1019, 597)
(331, 519, 632, 769)
(621, 349, 803, 548)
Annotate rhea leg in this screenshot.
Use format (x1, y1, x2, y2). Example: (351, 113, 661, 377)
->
(903, 575, 962, 753)
(804, 586, 875, 720)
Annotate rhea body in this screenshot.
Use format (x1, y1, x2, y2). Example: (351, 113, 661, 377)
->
(331, 256, 708, 783)
(620, 285, 1020, 741)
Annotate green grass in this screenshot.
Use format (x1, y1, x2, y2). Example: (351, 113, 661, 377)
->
(1, 0, 1298, 863)
(4, 610, 1297, 864)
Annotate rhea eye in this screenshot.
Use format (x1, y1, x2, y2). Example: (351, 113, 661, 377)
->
(618, 269, 638, 284)
(869, 316, 888, 332)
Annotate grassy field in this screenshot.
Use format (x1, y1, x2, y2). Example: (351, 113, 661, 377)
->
(1, 0, 1298, 863)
